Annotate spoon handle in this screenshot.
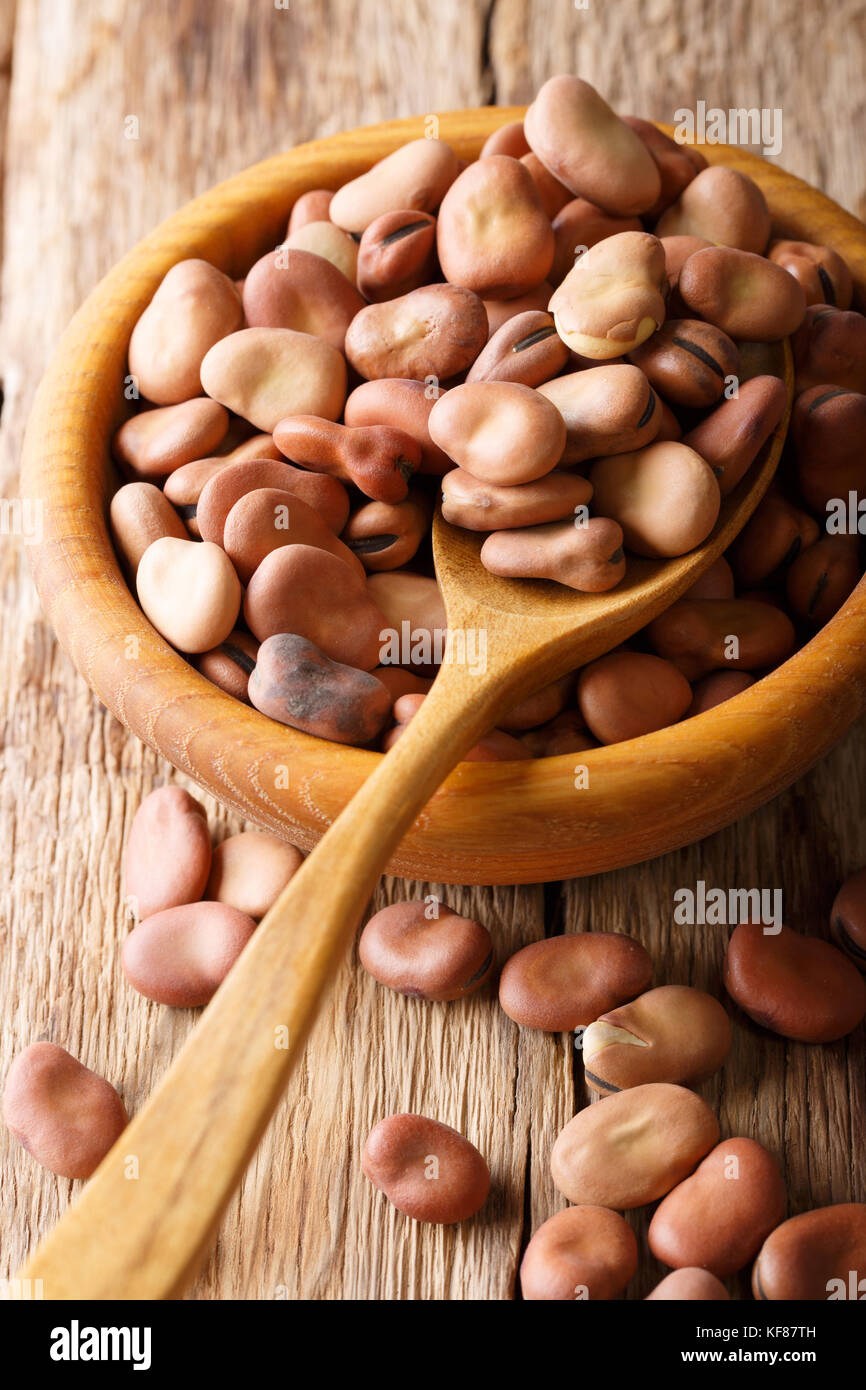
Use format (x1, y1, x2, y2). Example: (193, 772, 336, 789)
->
(15, 650, 518, 1299)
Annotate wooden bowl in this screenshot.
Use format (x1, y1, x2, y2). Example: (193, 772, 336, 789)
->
(21, 108, 866, 885)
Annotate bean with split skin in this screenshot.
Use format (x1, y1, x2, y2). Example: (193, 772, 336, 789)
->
(358, 900, 493, 1001)
(2, 1043, 128, 1179)
(582, 984, 732, 1093)
(499, 932, 652, 1032)
(362, 1113, 490, 1223)
(551, 1082, 720, 1210)
(520, 1206, 638, 1301)
(724, 920, 866, 1042)
(249, 633, 391, 745)
(549, 230, 667, 359)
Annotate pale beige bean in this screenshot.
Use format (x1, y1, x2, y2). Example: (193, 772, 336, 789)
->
(242, 246, 364, 351)
(136, 536, 241, 653)
(549, 231, 667, 359)
(679, 246, 807, 341)
(285, 220, 359, 283)
(550, 1082, 720, 1209)
(646, 1269, 730, 1301)
(122, 902, 257, 1006)
(200, 327, 346, 432)
(206, 832, 304, 919)
(831, 867, 866, 970)
(128, 259, 243, 405)
(2, 1043, 128, 1179)
(124, 785, 212, 920)
(113, 399, 229, 479)
(428, 381, 566, 484)
(330, 138, 460, 233)
(521, 1206, 638, 1301)
(481, 516, 626, 592)
(524, 75, 661, 215)
(436, 155, 555, 298)
(583, 984, 732, 1092)
(537, 364, 661, 464)
(656, 165, 771, 253)
(589, 441, 720, 558)
(441, 467, 592, 531)
(361, 1113, 490, 1223)
(109, 481, 188, 573)
(577, 651, 692, 744)
(358, 901, 493, 1001)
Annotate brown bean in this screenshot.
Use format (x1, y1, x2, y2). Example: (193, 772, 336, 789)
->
(655, 397, 683, 441)
(520, 151, 572, 218)
(538, 363, 661, 463)
(362, 1113, 490, 1223)
(441, 466, 592, 531)
(124, 785, 212, 920)
(681, 374, 788, 497)
(344, 378, 453, 475)
(589, 441, 720, 559)
(329, 138, 460, 233)
(163, 458, 232, 537)
(191, 629, 258, 703)
(792, 384, 866, 513)
(752, 1204, 866, 1300)
(287, 188, 334, 234)
(285, 220, 359, 284)
(206, 832, 303, 919)
(583, 985, 732, 1093)
(344, 283, 487, 381)
(428, 381, 565, 484)
(683, 555, 735, 601)
(113, 399, 230, 479)
(679, 246, 807, 341)
(122, 901, 257, 1006)
(358, 900, 493, 1001)
(341, 494, 429, 572)
(109, 481, 188, 574)
(244, 544, 386, 669)
(242, 247, 363, 352)
(730, 489, 820, 586)
(2, 1043, 128, 1179)
(481, 516, 626, 592)
(197, 457, 349, 544)
(577, 651, 692, 744)
(385, 694, 532, 762)
(791, 304, 866, 394)
(831, 867, 866, 970)
(437, 156, 556, 297)
(786, 535, 861, 626)
(767, 239, 853, 309)
(656, 165, 771, 253)
(524, 75, 661, 215)
(688, 671, 755, 716)
(357, 210, 437, 302)
(128, 259, 243, 405)
(136, 536, 241, 653)
(466, 310, 569, 387)
(273, 416, 421, 503)
(479, 120, 530, 160)
(249, 633, 391, 744)
(223, 487, 363, 584)
(520, 1206, 638, 1301)
(629, 319, 739, 409)
(550, 198, 644, 285)
(484, 282, 554, 336)
(551, 1083, 720, 1209)
(649, 1138, 786, 1278)
(499, 932, 652, 1032)
(647, 598, 796, 680)
(498, 675, 573, 732)
(549, 231, 667, 359)
(646, 1268, 730, 1301)
(724, 920, 866, 1041)
(200, 327, 347, 432)
(622, 115, 705, 219)
(520, 711, 599, 757)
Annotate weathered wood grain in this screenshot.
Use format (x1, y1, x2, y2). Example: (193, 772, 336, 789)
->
(0, 0, 864, 1301)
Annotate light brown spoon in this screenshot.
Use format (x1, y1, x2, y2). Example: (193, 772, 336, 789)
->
(15, 345, 792, 1299)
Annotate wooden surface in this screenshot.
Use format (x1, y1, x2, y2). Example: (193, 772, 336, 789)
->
(1, 0, 865, 1300)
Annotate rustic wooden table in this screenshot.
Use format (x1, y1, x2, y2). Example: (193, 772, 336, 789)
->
(1, 0, 864, 1301)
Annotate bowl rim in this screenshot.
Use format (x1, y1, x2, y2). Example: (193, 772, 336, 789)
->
(20, 106, 866, 884)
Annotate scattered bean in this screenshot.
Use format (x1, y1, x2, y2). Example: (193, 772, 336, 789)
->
(361, 1113, 490, 1223)
(2, 1043, 128, 1179)
(206, 832, 303, 919)
(724, 920, 866, 1042)
(122, 901, 257, 1006)
(752, 1203, 866, 1300)
(645, 1268, 730, 1301)
(358, 901, 493, 1001)
(520, 1205, 638, 1301)
(499, 932, 652, 1032)
(124, 785, 212, 919)
(583, 983, 731, 1094)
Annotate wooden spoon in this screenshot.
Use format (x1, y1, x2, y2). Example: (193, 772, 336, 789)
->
(15, 345, 792, 1298)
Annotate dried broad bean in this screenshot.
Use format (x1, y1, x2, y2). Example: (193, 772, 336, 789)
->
(128, 258, 243, 405)
(831, 867, 866, 970)
(752, 1204, 866, 1300)
(249, 633, 391, 744)
(273, 416, 421, 503)
(678, 246, 807, 341)
(680, 375, 787, 497)
(646, 1268, 730, 1301)
(466, 310, 569, 387)
(136, 536, 241, 653)
(196, 457, 349, 544)
(428, 380, 566, 484)
(537, 364, 661, 463)
(577, 652, 692, 744)
(441, 467, 592, 531)
(589, 441, 720, 558)
(192, 629, 258, 702)
(109, 481, 188, 573)
(206, 832, 303, 919)
(113, 399, 229, 479)
(361, 1113, 490, 1223)
(124, 785, 212, 919)
(244, 544, 387, 668)
(223, 487, 364, 583)
(481, 516, 626, 592)
(520, 1206, 638, 1301)
(786, 535, 861, 625)
(358, 901, 493, 1001)
(2, 1043, 128, 1179)
(345, 283, 488, 382)
(341, 494, 430, 571)
(122, 902, 257, 1006)
(200, 327, 347, 432)
(647, 598, 796, 680)
(723, 921, 866, 1042)
(357, 210, 437, 302)
(583, 984, 731, 1092)
(242, 247, 364, 351)
(628, 319, 739, 409)
(655, 166, 771, 254)
(437, 155, 555, 297)
(767, 239, 853, 309)
(549, 231, 667, 359)
(499, 932, 652, 1032)
(329, 138, 460, 233)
